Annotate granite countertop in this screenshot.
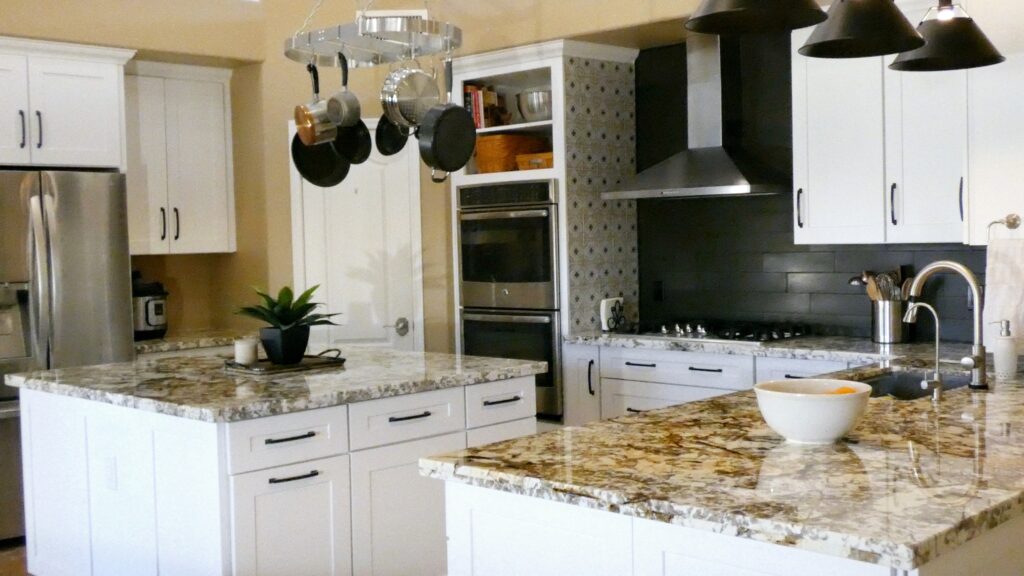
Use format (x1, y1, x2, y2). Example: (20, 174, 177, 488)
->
(423, 355, 1024, 571)
(134, 328, 256, 355)
(5, 347, 547, 423)
(567, 331, 978, 366)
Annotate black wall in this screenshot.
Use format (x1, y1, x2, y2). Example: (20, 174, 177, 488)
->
(637, 193, 987, 342)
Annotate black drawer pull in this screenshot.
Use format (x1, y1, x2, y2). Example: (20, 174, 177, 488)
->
(483, 395, 522, 407)
(389, 410, 432, 423)
(35, 111, 42, 148)
(626, 407, 643, 413)
(688, 366, 724, 373)
(264, 430, 316, 445)
(269, 470, 319, 484)
(625, 362, 657, 368)
(18, 110, 26, 148)
(784, 374, 805, 380)
(587, 359, 595, 396)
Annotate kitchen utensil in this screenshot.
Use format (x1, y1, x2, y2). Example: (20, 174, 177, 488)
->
(418, 58, 476, 182)
(294, 64, 337, 146)
(753, 379, 871, 444)
(291, 132, 350, 187)
(866, 276, 881, 301)
(333, 118, 371, 164)
(327, 52, 361, 128)
(901, 278, 913, 301)
(380, 61, 440, 129)
(375, 113, 409, 156)
(131, 270, 168, 341)
(876, 273, 894, 301)
(516, 89, 553, 122)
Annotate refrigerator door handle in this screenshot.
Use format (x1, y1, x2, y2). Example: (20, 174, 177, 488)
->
(29, 189, 52, 366)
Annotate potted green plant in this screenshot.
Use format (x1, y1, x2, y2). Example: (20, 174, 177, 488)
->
(238, 285, 338, 365)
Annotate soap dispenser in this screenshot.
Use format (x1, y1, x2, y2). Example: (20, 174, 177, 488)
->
(991, 320, 1019, 381)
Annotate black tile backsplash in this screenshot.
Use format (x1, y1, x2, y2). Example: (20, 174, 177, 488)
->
(637, 192, 987, 342)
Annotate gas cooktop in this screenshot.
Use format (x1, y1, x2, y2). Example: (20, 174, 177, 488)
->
(643, 321, 809, 343)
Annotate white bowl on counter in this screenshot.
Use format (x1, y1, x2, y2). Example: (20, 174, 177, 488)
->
(753, 379, 871, 445)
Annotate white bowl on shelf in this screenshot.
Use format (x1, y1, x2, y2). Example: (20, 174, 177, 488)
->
(753, 379, 871, 445)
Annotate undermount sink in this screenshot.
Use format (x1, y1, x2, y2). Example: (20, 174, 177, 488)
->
(861, 371, 972, 401)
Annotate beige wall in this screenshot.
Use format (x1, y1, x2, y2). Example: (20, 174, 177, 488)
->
(2, 0, 706, 352)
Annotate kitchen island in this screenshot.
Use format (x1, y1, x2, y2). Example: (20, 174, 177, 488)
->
(422, 360, 1024, 576)
(6, 347, 546, 576)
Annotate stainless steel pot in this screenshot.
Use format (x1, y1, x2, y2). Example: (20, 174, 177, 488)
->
(380, 62, 440, 129)
(295, 64, 337, 146)
(327, 52, 361, 128)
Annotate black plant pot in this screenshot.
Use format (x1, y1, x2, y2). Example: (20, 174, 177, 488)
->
(260, 325, 310, 365)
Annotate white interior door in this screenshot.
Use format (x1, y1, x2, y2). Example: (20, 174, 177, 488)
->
(291, 119, 424, 352)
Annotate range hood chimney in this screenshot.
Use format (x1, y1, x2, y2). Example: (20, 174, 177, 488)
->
(604, 34, 789, 200)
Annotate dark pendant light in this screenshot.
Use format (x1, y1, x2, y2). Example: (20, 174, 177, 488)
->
(890, 1, 1005, 71)
(685, 0, 827, 34)
(799, 0, 925, 58)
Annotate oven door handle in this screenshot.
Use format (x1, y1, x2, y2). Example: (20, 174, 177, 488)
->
(460, 209, 549, 221)
(463, 313, 552, 324)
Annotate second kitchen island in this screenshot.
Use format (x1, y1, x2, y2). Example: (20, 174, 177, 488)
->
(7, 347, 546, 576)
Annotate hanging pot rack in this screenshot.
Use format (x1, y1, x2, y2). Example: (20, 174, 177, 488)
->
(284, 15, 462, 69)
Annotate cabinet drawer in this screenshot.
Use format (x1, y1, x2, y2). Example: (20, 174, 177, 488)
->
(226, 406, 349, 475)
(349, 387, 465, 451)
(601, 378, 732, 420)
(465, 377, 536, 429)
(467, 417, 537, 448)
(600, 348, 754, 391)
(755, 357, 848, 383)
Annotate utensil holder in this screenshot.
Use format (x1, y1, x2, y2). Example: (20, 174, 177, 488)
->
(872, 300, 906, 344)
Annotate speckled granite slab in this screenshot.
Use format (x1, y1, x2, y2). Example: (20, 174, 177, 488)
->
(134, 329, 256, 355)
(423, 370, 1024, 571)
(5, 348, 547, 423)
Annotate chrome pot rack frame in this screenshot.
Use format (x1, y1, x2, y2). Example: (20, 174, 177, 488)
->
(284, 15, 463, 68)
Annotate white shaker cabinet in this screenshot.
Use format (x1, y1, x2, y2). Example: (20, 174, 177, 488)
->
(0, 54, 30, 165)
(562, 343, 601, 426)
(231, 455, 353, 576)
(0, 38, 132, 169)
(126, 62, 236, 255)
(350, 432, 467, 576)
(792, 27, 886, 245)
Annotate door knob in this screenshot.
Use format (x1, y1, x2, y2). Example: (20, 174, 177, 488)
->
(385, 317, 410, 337)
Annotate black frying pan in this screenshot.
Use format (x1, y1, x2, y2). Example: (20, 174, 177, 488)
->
(331, 53, 372, 164)
(417, 58, 476, 182)
(375, 113, 409, 156)
(291, 133, 350, 187)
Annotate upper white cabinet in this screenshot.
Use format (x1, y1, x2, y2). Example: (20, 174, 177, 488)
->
(792, 28, 886, 245)
(964, 1, 1024, 245)
(126, 62, 236, 255)
(793, 1, 1022, 246)
(0, 38, 133, 169)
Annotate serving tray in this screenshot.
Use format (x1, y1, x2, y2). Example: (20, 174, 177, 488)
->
(224, 351, 346, 375)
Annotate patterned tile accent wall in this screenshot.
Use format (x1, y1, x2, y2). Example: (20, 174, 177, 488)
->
(563, 56, 638, 335)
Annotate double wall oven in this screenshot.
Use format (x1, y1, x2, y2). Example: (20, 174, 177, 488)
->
(458, 180, 562, 420)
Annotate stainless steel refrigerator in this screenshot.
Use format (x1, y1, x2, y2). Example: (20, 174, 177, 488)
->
(0, 170, 134, 541)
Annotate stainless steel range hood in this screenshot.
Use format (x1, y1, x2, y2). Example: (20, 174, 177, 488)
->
(603, 34, 788, 200)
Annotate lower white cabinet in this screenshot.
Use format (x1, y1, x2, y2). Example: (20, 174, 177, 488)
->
(231, 455, 352, 576)
(467, 417, 537, 448)
(350, 431, 467, 576)
(601, 378, 732, 419)
(754, 357, 849, 383)
(562, 343, 602, 426)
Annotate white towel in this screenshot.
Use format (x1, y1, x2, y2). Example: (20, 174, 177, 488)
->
(984, 237, 1024, 345)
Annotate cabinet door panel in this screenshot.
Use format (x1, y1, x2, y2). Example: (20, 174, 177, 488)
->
(231, 454, 352, 576)
(125, 75, 170, 255)
(164, 78, 232, 253)
(350, 431, 466, 576)
(601, 378, 730, 420)
(27, 57, 122, 167)
(792, 29, 885, 245)
(467, 418, 537, 448)
(562, 344, 601, 426)
(0, 54, 30, 165)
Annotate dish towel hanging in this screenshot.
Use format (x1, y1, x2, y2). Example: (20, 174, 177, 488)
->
(984, 236, 1024, 349)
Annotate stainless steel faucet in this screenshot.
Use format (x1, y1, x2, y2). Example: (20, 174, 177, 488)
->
(904, 302, 943, 402)
(904, 260, 987, 389)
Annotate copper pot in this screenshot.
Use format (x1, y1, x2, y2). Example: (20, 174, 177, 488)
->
(295, 64, 337, 146)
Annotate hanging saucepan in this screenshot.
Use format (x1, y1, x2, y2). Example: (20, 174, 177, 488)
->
(329, 53, 371, 164)
(417, 58, 476, 183)
(380, 61, 440, 129)
(375, 113, 409, 156)
(291, 132, 350, 187)
(295, 64, 337, 146)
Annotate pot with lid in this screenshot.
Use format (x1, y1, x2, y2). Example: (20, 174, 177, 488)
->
(132, 271, 168, 341)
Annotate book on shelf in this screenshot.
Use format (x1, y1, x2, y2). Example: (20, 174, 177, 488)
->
(463, 83, 509, 129)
